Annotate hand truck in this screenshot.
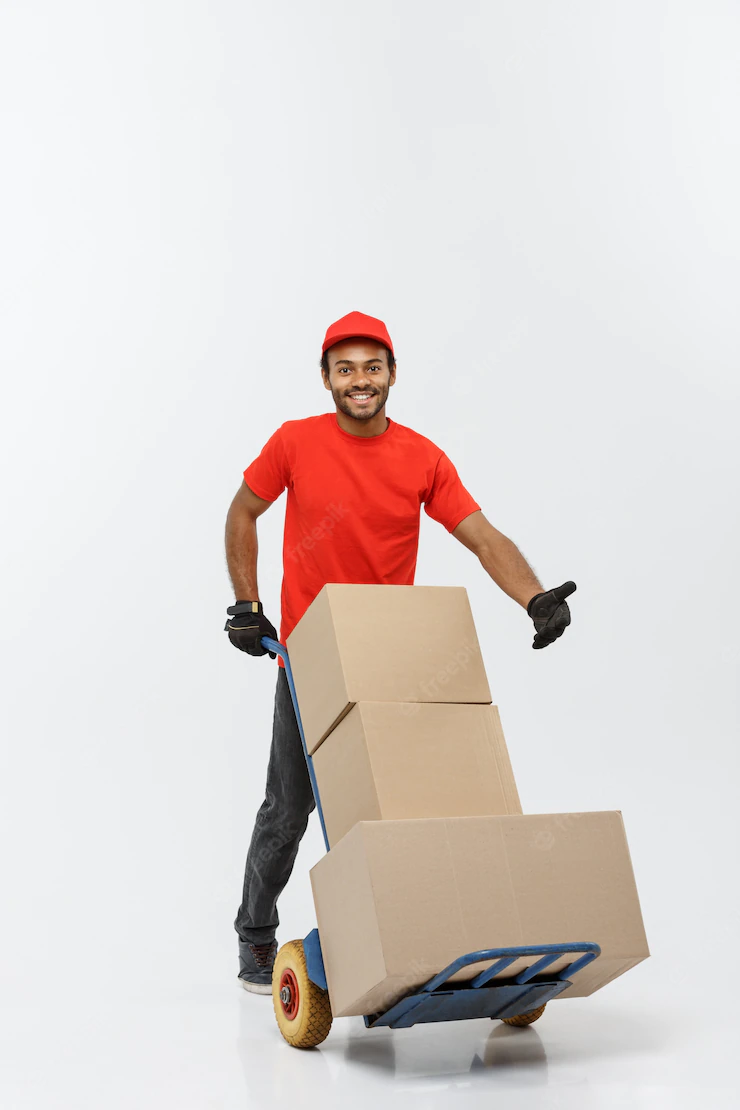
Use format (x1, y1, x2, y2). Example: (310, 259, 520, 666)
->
(260, 636, 601, 1049)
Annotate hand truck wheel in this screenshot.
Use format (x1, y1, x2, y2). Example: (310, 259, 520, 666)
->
(501, 1002, 547, 1026)
(272, 939, 333, 1048)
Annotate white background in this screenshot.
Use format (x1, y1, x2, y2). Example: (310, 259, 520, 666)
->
(1, 1, 738, 1107)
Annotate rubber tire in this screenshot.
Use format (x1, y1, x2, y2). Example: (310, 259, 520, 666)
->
(501, 1002, 547, 1026)
(272, 939, 333, 1049)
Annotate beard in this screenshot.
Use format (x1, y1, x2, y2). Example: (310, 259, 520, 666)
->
(331, 382, 389, 421)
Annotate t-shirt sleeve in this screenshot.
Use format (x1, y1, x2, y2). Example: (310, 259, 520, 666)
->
(423, 451, 481, 533)
(243, 425, 290, 502)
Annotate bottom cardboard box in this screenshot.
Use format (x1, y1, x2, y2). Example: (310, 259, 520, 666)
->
(309, 813, 649, 1019)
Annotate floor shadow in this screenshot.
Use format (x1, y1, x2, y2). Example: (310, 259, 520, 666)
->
(341, 1016, 547, 1081)
(344, 1026, 397, 1072)
(470, 1023, 548, 1079)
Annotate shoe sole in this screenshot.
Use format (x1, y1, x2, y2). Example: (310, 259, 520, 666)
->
(238, 977, 272, 996)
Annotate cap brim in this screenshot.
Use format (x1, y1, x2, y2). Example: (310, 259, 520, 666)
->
(322, 332, 393, 354)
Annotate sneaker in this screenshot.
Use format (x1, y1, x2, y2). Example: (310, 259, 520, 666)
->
(238, 938, 278, 995)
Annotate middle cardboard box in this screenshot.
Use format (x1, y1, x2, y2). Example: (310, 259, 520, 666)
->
(313, 701, 522, 848)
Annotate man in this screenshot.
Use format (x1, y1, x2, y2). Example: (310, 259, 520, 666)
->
(224, 310, 575, 994)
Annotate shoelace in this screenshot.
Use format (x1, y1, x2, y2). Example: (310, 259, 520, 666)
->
(249, 941, 277, 968)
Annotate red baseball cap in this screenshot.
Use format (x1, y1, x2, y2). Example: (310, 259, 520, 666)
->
(321, 310, 394, 356)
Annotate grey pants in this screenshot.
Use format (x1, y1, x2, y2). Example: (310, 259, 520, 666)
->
(234, 665, 316, 945)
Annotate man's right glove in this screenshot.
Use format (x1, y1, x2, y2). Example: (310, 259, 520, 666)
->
(224, 600, 278, 659)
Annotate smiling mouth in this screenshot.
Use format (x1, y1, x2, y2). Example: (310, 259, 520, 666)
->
(348, 392, 376, 404)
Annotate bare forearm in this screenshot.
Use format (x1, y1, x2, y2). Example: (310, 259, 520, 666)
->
(452, 512, 543, 608)
(225, 510, 260, 600)
(477, 532, 543, 609)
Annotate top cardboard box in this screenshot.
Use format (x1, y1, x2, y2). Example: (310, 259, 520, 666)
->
(285, 584, 492, 754)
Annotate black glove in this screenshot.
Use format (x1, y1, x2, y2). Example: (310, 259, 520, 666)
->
(224, 600, 278, 659)
(527, 581, 576, 650)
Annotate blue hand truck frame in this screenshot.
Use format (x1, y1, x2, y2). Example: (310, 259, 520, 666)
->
(263, 635, 601, 1030)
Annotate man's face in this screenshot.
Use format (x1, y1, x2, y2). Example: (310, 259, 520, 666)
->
(323, 339, 396, 421)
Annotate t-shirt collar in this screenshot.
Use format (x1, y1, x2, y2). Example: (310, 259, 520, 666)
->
(330, 411, 396, 443)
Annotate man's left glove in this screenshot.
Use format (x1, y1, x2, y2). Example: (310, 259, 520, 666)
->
(224, 600, 278, 658)
(527, 581, 576, 650)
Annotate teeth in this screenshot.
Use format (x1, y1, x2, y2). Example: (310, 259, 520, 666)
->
(351, 393, 372, 399)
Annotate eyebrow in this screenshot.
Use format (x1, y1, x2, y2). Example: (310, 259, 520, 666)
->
(333, 358, 384, 365)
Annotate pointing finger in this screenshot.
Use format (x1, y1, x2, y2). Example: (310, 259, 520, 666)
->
(552, 580, 577, 603)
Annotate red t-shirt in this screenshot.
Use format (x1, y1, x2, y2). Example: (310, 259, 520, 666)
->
(243, 412, 481, 668)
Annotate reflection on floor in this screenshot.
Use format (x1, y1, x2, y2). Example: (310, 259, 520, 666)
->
(1, 959, 738, 1109)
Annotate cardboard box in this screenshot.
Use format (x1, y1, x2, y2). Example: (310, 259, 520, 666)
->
(286, 584, 492, 754)
(312, 702, 522, 847)
(310, 813, 649, 1018)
